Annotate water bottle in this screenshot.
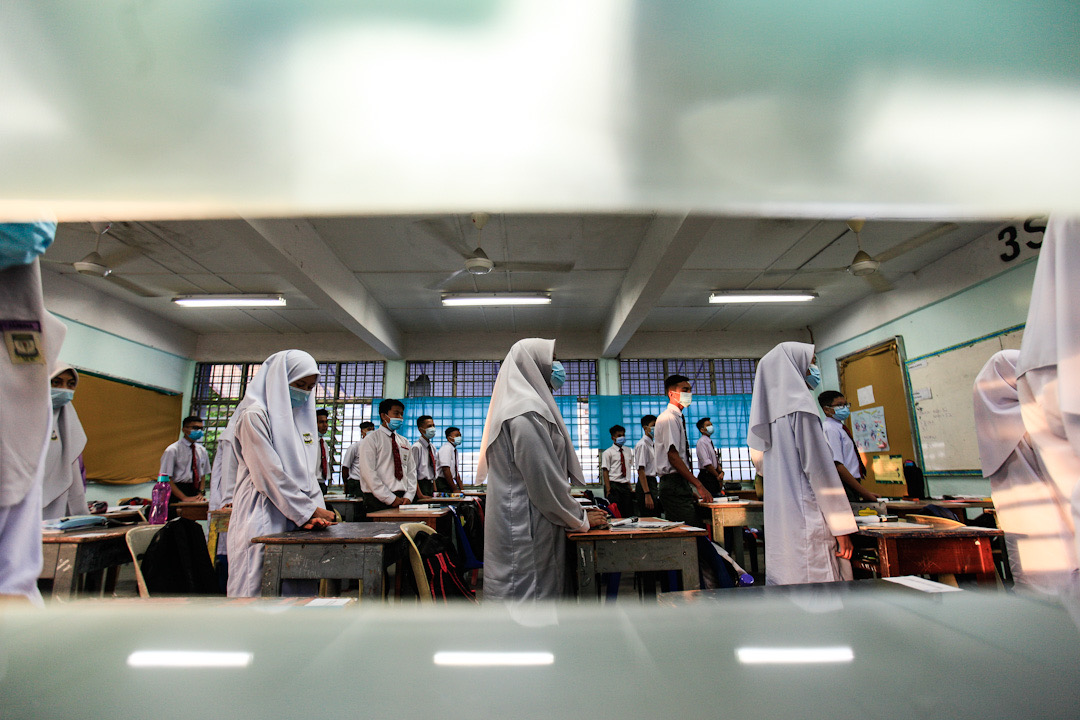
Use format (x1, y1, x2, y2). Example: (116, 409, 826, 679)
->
(149, 475, 171, 524)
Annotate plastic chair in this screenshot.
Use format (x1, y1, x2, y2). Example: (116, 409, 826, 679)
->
(125, 525, 164, 598)
(400, 522, 438, 604)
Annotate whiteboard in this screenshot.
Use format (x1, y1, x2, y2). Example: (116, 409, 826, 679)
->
(906, 328, 1024, 473)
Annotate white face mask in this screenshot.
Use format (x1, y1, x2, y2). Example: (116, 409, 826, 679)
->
(703, 424, 713, 436)
(679, 391, 692, 407)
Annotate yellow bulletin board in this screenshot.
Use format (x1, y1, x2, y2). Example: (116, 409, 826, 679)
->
(837, 338, 917, 496)
(71, 372, 183, 485)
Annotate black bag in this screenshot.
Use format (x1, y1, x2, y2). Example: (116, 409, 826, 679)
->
(413, 531, 476, 603)
(903, 460, 926, 498)
(140, 518, 222, 595)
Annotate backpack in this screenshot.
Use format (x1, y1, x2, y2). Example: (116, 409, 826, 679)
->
(140, 517, 222, 595)
(413, 531, 477, 603)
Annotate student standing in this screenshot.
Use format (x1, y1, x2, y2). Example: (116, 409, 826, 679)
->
(695, 417, 724, 497)
(314, 408, 332, 494)
(437, 426, 464, 494)
(410, 414, 438, 499)
(354, 399, 418, 513)
(634, 415, 661, 516)
(602, 425, 636, 518)
(0, 222, 66, 603)
(818, 391, 878, 502)
(747, 342, 857, 585)
(159, 416, 209, 503)
(1016, 215, 1080, 565)
(975, 349, 1078, 593)
(654, 375, 714, 527)
(40, 364, 88, 520)
(226, 350, 335, 597)
(340, 421, 374, 489)
(478, 338, 606, 602)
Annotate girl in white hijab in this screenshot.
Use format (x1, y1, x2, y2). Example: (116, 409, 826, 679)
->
(747, 342, 857, 585)
(0, 222, 66, 603)
(974, 349, 1078, 593)
(1016, 215, 1080, 572)
(478, 338, 605, 602)
(226, 350, 336, 597)
(41, 363, 87, 519)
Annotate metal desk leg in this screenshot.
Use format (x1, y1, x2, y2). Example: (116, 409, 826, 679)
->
(577, 541, 598, 601)
(678, 538, 700, 590)
(360, 546, 383, 602)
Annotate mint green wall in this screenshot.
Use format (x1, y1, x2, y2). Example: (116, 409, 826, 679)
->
(815, 259, 1037, 495)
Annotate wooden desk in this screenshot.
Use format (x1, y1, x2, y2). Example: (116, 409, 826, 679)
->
(40, 527, 135, 599)
(852, 525, 1003, 586)
(366, 506, 451, 533)
(324, 496, 365, 522)
(566, 520, 705, 600)
(207, 508, 232, 558)
(700, 501, 765, 569)
(171, 500, 208, 521)
(252, 522, 405, 600)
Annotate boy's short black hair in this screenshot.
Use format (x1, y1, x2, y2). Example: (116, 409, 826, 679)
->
(378, 398, 405, 416)
(664, 374, 690, 392)
(182, 415, 203, 428)
(445, 426, 461, 438)
(696, 417, 711, 431)
(818, 390, 844, 409)
(416, 415, 434, 429)
(609, 424, 625, 436)
(315, 408, 329, 418)
(359, 421, 376, 431)
(641, 414, 657, 426)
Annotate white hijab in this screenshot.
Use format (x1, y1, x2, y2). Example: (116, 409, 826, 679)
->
(475, 338, 585, 486)
(747, 341, 819, 451)
(0, 258, 66, 507)
(237, 350, 320, 486)
(49, 363, 87, 469)
(973, 350, 1026, 477)
(1017, 215, 1080, 415)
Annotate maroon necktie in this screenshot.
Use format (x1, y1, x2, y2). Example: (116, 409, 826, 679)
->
(428, 444, 437, 478)
(320, 440, 328, 479)
(190, 443, 201, 487)
(619, 448, 627, 478)
(390, 434, 403, 480)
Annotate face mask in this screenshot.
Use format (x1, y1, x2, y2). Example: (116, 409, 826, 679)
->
(424, 427, 437, 440)
(702, 424, 713, 436)
(645, 425, 654, 437)
(188, 429, 205, 441)
(0, 221, 57, 271)
(832, 405, 851, 422)
(289, 385, 311, 409)
(805, 364, 822, 390)
(679, 391, 692, 407)
(450, 436, 461, 446)
(386, 417, 404, 432)
(614, 436, 625, 447)
(50, 388, 74, 409)
(549, 360, 566, 390)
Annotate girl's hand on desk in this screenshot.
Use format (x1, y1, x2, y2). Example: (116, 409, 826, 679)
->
(586, 508, 609, 530)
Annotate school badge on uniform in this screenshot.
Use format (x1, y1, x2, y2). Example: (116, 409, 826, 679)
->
(302, 432, 314, 445)
(1, 320, 45, 364)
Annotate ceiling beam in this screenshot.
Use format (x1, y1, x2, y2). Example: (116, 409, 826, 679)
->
(600, 214, 714, 357)
(240, 218, 404, 359)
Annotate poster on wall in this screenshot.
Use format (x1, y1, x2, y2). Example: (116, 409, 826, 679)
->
(871, 454, 905, 484)
(852, 406, 890, 452)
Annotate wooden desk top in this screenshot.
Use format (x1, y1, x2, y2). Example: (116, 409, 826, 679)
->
(252, 522, 404, 545)
(323, 496, 364, 503)
(171, 500, 209, 508)
(367, 506, 450, 520)
(567, 519, 706, 541)
(700, 500, 764, 508)
(856, 524, 1002, 539)
(885, 499, 993, 510)
(42, 526, 135, 544)
(422, 496, 478, 504)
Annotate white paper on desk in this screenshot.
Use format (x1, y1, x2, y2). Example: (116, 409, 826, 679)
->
(610, 520, 681, 530)
(305, 598, 353, 607)
(374, 533, 398, 539)
(883, 576, 962, 593)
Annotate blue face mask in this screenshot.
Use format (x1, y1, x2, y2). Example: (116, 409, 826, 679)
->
(188, 429, 205, 441)
(614, 436, 626, 447)
(50, 388, 74, 409)
(832, 405, 851, 422)
(805, 364, 822, 390)
(450, 436, 461, 446)
(549, 360, 566, 390)
(288, 385, 311, 409)
(424, 427, 436, 440)
(386, 417, 404, 432)
(0, 222, 57, 271)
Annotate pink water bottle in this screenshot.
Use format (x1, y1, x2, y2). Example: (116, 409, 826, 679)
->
(149, 475, 171, 524)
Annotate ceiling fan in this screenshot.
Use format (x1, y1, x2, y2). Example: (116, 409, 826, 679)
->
(420, 212, 575, 291)
(764, 220, 959, 293)
(42, 222, 158, 297)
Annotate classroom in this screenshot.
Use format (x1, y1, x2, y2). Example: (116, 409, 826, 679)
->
(3, 3, 1080, 718)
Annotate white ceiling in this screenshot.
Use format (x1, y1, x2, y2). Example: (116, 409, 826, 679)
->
(40, 214, 1001, 353)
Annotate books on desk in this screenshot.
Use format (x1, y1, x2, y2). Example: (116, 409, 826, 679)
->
(609, 519, 683, 530)
(396, 504, 441, 511)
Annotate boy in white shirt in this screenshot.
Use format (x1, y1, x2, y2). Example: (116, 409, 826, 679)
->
(818, 391, 877, 502)
(409, 414, 437, 500)
(353, 400, 417, 513)
(437, 426, 465, 494)
(695, 417, 724, 497)
(634, 414, 661, 516)
(341, 421, 374, 494)
(601, 424, 636, 518)
(314, 408, 332, 494)
(159, 416, 210, 503)
(654, 375, 713, 526)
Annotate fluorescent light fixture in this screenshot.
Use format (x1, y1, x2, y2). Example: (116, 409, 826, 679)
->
(737, 647, 854, 665)
(172, 295, 286, 308)
(709, 291, 817, 304)
(433, 651, 555, 667)
(127, 650, 253, 668)
(442, 293, 551, 307)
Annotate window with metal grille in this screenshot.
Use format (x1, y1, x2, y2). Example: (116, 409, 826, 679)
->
(406, 360, 502, 398)
(190, 361, 384, 488)
(552, 359, 597, 397)
(619, 358, 757, 395)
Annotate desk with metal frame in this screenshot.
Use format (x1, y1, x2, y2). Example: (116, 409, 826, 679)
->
(852, 525, 1003, 586)
(40, 526, 135, 599)
(700, 500, 765, 570)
